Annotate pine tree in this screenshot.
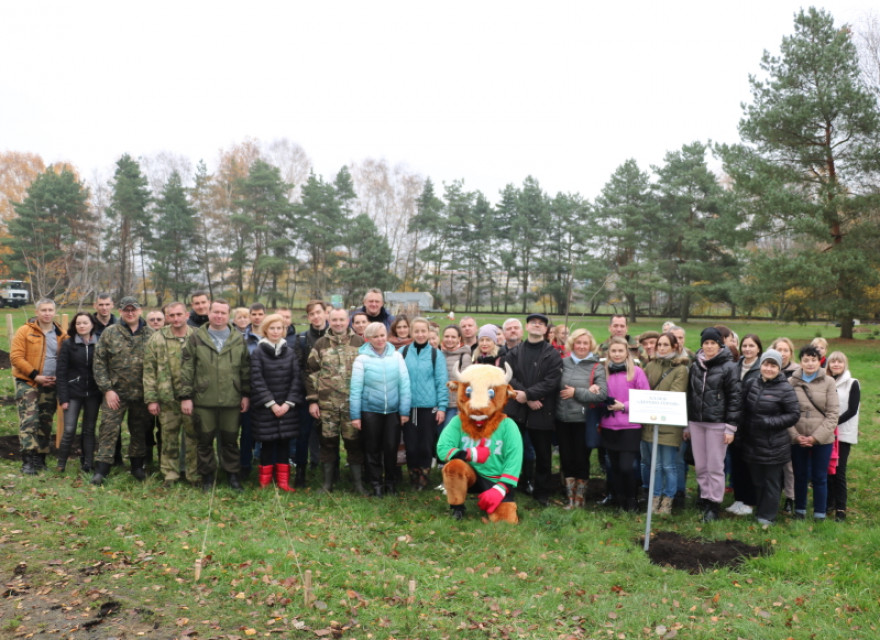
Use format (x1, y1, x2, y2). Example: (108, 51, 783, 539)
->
(720, 7, 880, 337)
(150, 171, 199, 304)
(105, 154, 151, 299)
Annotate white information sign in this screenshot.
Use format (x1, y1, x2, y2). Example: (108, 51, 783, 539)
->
(628, 390, 688, 427)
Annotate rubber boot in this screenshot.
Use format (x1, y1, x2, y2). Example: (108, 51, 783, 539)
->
(322, 462, 335, 492)
(227, 473, 244, 492)
(274, 464, 295, 492)
(294, 465, 307, 488)
(56, 458, 67, 472)
(350, 464, 368, 495)
(130, 457, 146, 481)
(35, 453, 47, 471)
(258, 465, 274, 488)
(91, 461, 111, 486)
(22, 452, 38, 476)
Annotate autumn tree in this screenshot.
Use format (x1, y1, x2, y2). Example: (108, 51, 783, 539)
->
(3, 166, 92, 299)
(720, 7, 880, 337)
(0, 151, 46, 276)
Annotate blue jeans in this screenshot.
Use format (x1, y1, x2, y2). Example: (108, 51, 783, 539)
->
(791, 442, 833, 516)
(648, 443, 679, 497)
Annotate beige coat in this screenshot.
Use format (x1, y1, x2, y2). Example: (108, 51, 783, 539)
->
(788, 369, 839, 445)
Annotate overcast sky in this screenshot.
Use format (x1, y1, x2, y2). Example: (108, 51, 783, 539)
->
(2, 1, 875, 201)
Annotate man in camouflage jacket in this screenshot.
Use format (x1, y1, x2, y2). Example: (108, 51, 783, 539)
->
(305, 307, 365, 493)
(143, 301, 197, 487)
(91, 296, 154, 485)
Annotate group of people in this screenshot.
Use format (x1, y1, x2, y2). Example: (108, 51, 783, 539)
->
(11, 294, 861, 525)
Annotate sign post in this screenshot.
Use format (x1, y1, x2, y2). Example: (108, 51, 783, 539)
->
(629, 390, 688, 551)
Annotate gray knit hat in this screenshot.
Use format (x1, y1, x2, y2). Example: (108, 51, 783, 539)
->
(759, 349, 783, 369)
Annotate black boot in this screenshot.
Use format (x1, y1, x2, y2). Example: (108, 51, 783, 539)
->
(322, 463, 334, 492)
(701, 501, 720, 522)
(227, 473, 243, 492)
(350, 464, 368, 496)
(450, 504, 466, 520)
(35, 453, 47, 471)
(372, 482, 384, 498)
(294, 465, 307, 488)
(22, 452, 38, 476)
(201, 475, 214, 492)
(91, 462, 112, 486)
(130, 457, 146, 481)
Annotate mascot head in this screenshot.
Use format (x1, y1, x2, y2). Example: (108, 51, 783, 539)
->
(448, 363, 516, 440)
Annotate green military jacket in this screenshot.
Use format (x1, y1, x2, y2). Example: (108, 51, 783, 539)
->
(305, 329, 364, 409)
(179, 324, 250, 408)
(143, 325, 194, 404)
(93, 319, 153, 401)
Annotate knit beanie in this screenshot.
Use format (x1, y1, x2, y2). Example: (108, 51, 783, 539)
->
(478, 325, 498, 341)
(700, 327, 723, 346)
(760, 349, 783, 369)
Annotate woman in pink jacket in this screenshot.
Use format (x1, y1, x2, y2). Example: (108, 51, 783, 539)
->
(600, 336, 650, 512)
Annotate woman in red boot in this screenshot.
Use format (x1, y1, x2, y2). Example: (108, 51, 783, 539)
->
(250, 314, 303, 491)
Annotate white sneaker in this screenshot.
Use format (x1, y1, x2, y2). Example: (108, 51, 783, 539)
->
(726, 500, 744, 513)
(731, 502, 753, 516)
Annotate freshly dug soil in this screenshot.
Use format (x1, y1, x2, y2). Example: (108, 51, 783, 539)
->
(644, 530, 767, 574)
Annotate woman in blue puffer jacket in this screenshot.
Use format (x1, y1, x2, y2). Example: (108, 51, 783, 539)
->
(350, 322, 411, 497)
(400, 317, 448, 491)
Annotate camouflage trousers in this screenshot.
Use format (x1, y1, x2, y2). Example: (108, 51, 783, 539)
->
(95, 398, 153, 464)
(319, 404, 364, 464)
(16, 380, 57, 454)
(159, 407, 198, 483)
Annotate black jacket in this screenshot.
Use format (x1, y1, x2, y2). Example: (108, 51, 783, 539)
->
(56, 334, 101, 404)
(187, 310, 208, 328)
(502, 340, 563, 430)
(740, 373, 799, 465)
(687, 347, 741, 426)
(249, 340, 304, 442)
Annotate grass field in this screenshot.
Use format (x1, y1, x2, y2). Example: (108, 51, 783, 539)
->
(1, 307, 878, 639)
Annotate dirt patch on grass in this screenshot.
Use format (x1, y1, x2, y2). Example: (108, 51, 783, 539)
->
(1, 562, 167, 638)
(0, 435, 20, 461)
(644, 530, 767, 574)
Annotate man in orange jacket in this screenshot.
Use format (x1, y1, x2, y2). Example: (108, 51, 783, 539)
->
(10, 298, 65, 475)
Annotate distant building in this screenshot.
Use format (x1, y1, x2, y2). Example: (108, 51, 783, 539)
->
(383, 292, 439, 317)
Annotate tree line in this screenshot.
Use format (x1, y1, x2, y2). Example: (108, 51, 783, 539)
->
(1, 8, 879, 337)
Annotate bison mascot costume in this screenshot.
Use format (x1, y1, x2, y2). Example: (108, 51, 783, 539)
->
(436, 363, 523, 523)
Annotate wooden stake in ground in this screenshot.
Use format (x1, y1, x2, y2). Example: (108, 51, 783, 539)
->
(55, 313, 68, 449)
(304, 570, 313, 606)
(407, 579, 416, 605)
